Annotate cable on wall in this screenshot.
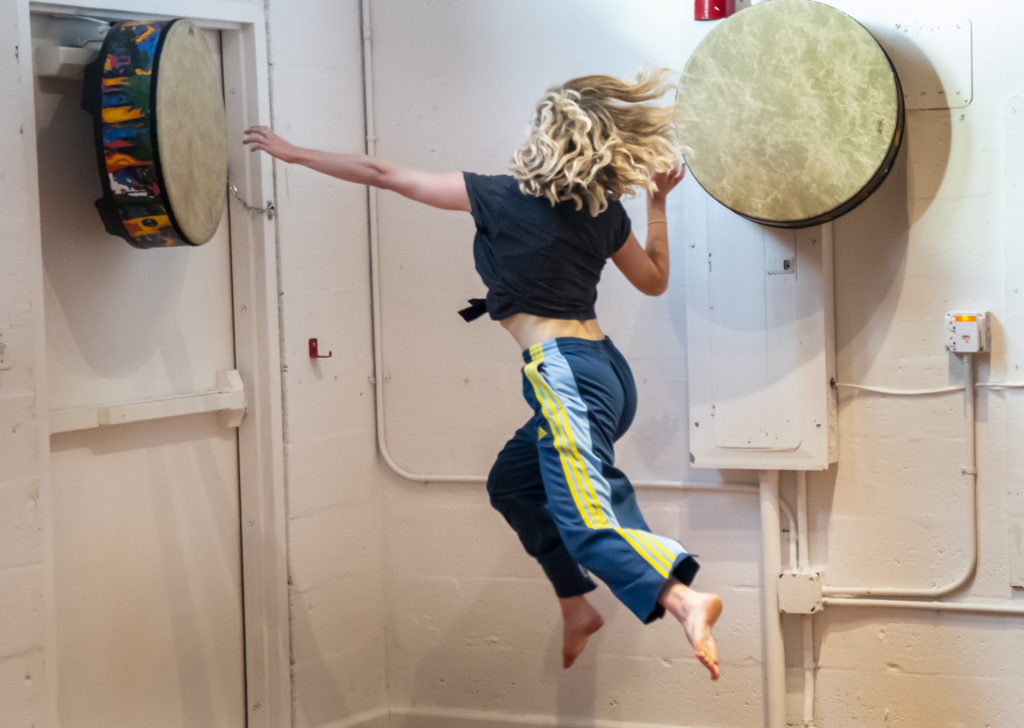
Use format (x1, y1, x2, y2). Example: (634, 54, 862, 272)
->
(821, 355, 1024, 616)
(826, 355, 979, 599)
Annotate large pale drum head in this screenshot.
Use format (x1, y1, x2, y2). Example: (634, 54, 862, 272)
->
(155, 21, 227, 245)
(676, 0, 904, 228)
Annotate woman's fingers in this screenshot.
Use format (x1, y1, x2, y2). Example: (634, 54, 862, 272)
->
(652, 162, 686, 195)
(242, 126, 277, 154)
(241, 127, 297, 163)
(242, 126, 273, 143)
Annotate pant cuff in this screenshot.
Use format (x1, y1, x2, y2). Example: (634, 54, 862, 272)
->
(672, 554, 701, 586)
(538, 546, 598, 598)
(642, 555, 702, 624)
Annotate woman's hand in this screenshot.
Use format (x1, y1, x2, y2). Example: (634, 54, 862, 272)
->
(614, 161, 686, 296)
(649, 162, 686, 205)
(243, 125, 301, 164)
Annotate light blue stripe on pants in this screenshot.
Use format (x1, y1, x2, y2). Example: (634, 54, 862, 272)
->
(521, 337, 699, 623)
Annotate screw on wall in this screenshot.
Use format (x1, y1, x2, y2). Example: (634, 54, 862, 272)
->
(0, 331, 10, 371)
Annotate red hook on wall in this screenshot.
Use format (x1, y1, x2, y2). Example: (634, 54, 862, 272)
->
(309, 338, 333, 359)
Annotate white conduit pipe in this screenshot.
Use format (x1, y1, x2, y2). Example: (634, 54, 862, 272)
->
(822, 355, 1024, 617)
(796, 472, 809, 570)
(759, 470, 786, 728)
(796, 471, 816, 728)
(802, 605, 815, 726)
(822, 597, 1024, 615)
(823, 353, 979, 599)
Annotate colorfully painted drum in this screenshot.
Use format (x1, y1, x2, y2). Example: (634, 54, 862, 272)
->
(676, 0, 904, 228)
(82, 19, 227, 248)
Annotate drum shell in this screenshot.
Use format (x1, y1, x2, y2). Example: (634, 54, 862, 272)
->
(82, 19, 226, 248)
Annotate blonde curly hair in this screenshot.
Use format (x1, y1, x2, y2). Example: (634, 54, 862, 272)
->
(511, 69, 681, 216)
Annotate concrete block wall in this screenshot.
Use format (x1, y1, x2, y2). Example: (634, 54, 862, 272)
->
(265, 1, 390, 726)
(359, 0, 1024, 726)
(384, 482, 765, 726)
(3, 0, 1024, 726)
(809, 1, 1024, 725)
(366, 1, 769, 725)
(0, 3, 47, 727)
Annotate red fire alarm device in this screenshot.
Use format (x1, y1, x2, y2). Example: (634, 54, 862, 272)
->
(695, 0, 735, 20)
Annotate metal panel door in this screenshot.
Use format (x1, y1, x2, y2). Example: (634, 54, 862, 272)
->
(33, 20, 245, 727)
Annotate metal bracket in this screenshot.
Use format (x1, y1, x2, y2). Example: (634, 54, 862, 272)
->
(0, 331, 10, 371)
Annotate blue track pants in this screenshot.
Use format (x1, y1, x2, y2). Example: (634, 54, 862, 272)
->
(487, 337, 698, 623)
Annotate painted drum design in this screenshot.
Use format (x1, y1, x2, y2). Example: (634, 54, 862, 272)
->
(82, 19, 227, 248)
(676, 0, 904, 228)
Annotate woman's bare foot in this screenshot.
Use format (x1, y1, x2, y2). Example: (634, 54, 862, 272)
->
(658, 578, 722, 680)
(559, 595, 604, 668)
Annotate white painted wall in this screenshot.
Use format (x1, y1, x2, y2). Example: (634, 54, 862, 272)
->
(367, 2, 764, 725)
(363, 0, 1024, 726)
(812, 1, 1024, 725)
(0, 1, 390, 725)
(5, 0, 1024, 726)
(265, 1, 390, 726)
(0, 2, 48, 725)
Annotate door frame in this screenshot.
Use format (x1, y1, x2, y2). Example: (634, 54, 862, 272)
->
(24, 2, 290, 726)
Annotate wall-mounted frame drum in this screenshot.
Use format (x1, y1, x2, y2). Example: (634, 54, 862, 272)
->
(82, 19, 227, 248)
(676, 0, 904, 228)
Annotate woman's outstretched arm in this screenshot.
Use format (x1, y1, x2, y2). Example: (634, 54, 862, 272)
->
(243, 125, 470, 212)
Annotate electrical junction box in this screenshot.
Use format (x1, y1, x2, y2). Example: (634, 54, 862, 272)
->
(945, 311, 989, 353)
(683, 184, 837, 471)
(777, 570, 823, 614)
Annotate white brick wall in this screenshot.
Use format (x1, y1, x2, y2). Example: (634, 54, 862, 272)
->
(0, 3, 47, 726)
(266, 1, 391, 725)
(5, 1, 1024, 726)
(364, 1, 1024, 726)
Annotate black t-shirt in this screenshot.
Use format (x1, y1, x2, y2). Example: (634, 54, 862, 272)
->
(463, 172, 632, 321)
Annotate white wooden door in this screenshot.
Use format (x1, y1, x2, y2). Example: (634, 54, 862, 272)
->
(33, 21, 246, 727)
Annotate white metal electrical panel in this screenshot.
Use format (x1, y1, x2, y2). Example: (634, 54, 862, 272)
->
(683, 181, 837, 470)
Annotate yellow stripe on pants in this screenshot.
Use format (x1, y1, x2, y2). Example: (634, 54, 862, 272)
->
(525, 344, 673, 579)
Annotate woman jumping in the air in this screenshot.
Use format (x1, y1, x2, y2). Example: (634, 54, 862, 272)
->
(245, 68, 722, 680)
